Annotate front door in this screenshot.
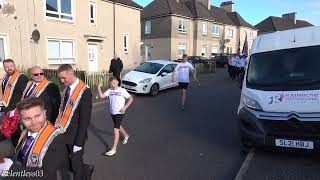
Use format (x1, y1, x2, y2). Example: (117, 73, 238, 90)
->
(88, 44, 98, 72)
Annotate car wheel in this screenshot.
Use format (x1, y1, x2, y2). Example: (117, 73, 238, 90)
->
(150, 84, 159, 96)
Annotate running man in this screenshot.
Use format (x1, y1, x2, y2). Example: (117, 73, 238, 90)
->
(97, 77, 133, 156)
(172, 54, 199, 110)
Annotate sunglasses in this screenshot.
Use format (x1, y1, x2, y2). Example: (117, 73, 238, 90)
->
(32, 73, 44, 76)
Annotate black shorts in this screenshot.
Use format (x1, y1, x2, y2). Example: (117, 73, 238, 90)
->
(178, 82, 189, 89)
(111, 114, 125, 129)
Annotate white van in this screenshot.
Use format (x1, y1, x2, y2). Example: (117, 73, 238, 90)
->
(238, 26, 320, 151)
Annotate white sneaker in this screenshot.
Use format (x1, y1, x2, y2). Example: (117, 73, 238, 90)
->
(122, 136, 129, 145)
(105, 149, 117, 156)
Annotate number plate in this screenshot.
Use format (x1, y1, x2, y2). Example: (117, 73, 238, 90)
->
(122, 85, 132, 89)
(275, 139, 314, 149)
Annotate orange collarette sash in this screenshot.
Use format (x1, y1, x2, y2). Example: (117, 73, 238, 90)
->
(2, 71, 21, 107)
(55, 80, 88, 132)
(16, 121, 60, 168)
(22, 79, 51, 99)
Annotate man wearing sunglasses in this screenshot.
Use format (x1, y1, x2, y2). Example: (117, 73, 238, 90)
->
(23, 66, 61, 125)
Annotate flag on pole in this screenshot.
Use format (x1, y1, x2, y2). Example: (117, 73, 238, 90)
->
(242, 34, 248, 56)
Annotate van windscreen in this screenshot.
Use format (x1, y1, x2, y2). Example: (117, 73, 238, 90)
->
(247, 45, 320, 91)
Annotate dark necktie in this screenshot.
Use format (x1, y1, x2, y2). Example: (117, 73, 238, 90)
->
(26, 84, 37, 97)
(2, 75, 9, 87)
(18, 135, 34, 162)
(63, 86, 71, 108)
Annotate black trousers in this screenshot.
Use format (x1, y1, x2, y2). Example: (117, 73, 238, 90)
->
(67, 144, 85, 180)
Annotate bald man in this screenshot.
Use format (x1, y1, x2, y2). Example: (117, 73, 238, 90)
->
(23, 66, 61, 124)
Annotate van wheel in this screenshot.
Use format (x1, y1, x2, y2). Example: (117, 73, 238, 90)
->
(150, 84, 159, 96)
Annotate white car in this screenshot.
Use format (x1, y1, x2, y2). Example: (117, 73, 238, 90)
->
(121, 60, 179, 96)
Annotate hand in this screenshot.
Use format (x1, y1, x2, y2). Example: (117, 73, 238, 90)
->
(120, 107, 127, 113)
(73, 145, 82, 153)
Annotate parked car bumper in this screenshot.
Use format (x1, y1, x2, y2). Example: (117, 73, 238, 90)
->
(238, 106, 320, 151)
(121, 81, 151, 94)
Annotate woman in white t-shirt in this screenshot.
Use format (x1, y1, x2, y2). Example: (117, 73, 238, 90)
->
(98, 77, 133, 156)
(172, 54, 199, 110)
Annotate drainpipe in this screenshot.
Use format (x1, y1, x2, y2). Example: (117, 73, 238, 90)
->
(113, 1, 116, 56)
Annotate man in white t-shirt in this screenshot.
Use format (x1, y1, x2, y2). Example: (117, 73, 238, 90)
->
(98, 77, 133, 156)
(172, 54, 199, 110)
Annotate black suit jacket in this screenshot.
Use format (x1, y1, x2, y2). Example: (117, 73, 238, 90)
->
(2, 74, 28, 113)
(24, 83, 61, 124)
(61, 88, 92, 147)
(8, 130, 69, 180)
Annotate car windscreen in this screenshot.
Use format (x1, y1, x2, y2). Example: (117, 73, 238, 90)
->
(247, 45, 320, 91)
(134, 62, 164, 74)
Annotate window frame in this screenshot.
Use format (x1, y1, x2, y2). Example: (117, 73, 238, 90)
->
(47, 38, 76, 65)
(178, 19, 187, 33)
(227, 28, 234, 38)
(202, 22, 208, 35)
(212, 24, 220, 37)
(145, 20, 151, 34)
(0, 35, 9, 62)
(178, 43, 187, 58)
(211, 45, 219, 56)
(124, 33, 129, 54)
(201, 45, 208, 57)
(227, 47, 232, 54)
(89, 0, 96, 26)
(45, 0, 75, 22)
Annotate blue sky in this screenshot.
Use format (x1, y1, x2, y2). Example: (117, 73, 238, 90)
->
(133, 0, 320, 26)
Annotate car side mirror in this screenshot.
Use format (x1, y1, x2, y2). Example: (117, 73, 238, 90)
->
(161, 72, 168, 77)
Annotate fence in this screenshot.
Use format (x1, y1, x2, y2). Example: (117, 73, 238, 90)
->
(43, 69, 129, 89)
(193, 60, 216, 74)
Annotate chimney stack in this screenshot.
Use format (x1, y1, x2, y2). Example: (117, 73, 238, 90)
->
(220, 1, 235, 12)
(282, 12, 296, 24)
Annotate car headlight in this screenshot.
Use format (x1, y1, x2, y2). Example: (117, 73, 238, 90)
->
(241, 95, 262, 110)
(139, 78, 152, 84)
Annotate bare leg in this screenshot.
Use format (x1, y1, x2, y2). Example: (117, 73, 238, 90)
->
(181, 89, 187, 106)
(119, 126, 128, 137)
(112, 128, 120, 150)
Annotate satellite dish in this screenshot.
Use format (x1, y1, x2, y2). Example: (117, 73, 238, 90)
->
(31, 29, 40, 42)
(225, 39, 230, 43)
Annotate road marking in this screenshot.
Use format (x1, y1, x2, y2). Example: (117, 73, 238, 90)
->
(234, 149, 255, 180)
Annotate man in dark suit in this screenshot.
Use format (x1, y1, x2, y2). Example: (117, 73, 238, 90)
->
(0, 59, 28, 147)
(23, 66, 61, 124)
(56, 64, 93, 180)
(109, 54, 123, 85)
(5, 97, 68, 180)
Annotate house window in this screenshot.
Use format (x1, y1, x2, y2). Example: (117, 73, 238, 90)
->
(250, 32, 254, 39)
(201, 45, 207, 57)
(145, 20, 151, 34)
(212, 24, 220, 36)
(202, 22, 208, 35)
(47, 39, 75, 64)
(0, 0, 8, 9)
(178, 19, 187, 33)
(0, 35, 8, 62)
(211, 46, 218, 56)
(178, 43, 187, 58)
(46, 0, 74, 21)
(227, 28, 234, 38)
(89, 1, 96, 25)
(124, 33, 129, 54)
(227, 47, 232, 54)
